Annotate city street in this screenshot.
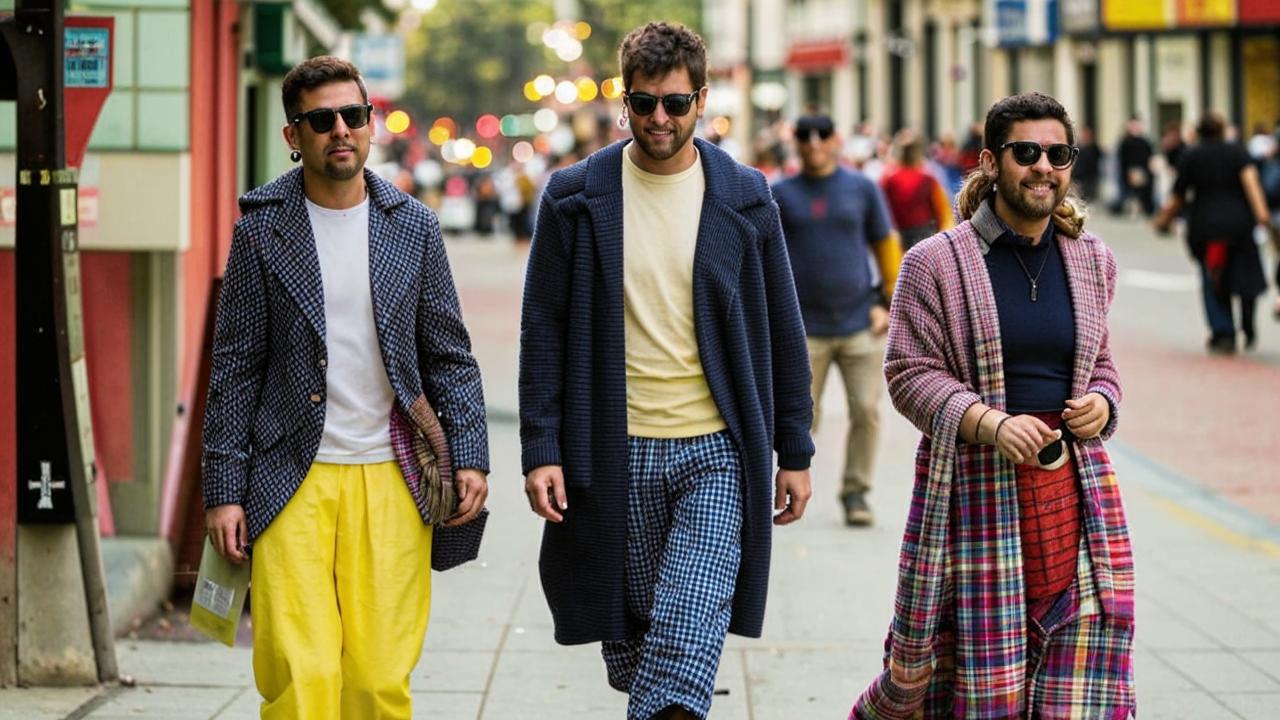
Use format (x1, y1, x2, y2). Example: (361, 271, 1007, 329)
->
(2, 212, 1278, 719)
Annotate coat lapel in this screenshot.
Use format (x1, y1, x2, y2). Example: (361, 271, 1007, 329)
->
(365, 171, 414, 343)
(950, 224, 1007, 409)
(693, 139, 746, 290)
(265, 174, 326, 341)
(1057, 232, 1104, 397)
(584, 143, 626, 326)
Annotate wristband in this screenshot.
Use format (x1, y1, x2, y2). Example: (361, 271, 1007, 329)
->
(976, 407, 994, 442)
(994, 416, 1012, 445)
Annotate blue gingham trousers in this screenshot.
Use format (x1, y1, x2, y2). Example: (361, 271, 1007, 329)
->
(602, 431, 744, 720)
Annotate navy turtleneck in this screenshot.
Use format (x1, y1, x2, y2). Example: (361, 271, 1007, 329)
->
(978, 205, 1076, 414)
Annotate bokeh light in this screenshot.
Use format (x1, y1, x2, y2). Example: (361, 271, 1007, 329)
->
(428, 125, 451, 145)
(574, 21, 592, 40)
(471, 146, 493, 169)
(512, 141, 534, 163)
(524, 81, 542, 102)
(384, 110, 411, 134)
(432, 117, 457, 136)
(554, 80, 578, 104)
(500, 114, 519, 137)
(526, 21, 548, 45)
(533, 74, 556, 96)
(601, 77, 624, 100)
(533, 134, 551, 154)
(533, 108, 559, 132)
(575, 77, 598, 102)
(452, 138, 476, 162)
(556, 39, 583, 62)
(711, 116, 732, 137)
(475, 114, 501, 139)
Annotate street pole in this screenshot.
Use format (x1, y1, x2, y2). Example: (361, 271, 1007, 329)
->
(1, 0, 117, 683)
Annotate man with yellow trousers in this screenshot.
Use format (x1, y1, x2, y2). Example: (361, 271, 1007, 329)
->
(201, 56, 489, 719)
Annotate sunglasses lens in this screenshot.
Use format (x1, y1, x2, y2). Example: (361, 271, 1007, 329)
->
(1046, 144, 1074, 167)
(1011, 142, 1041, 166)
(628, 93, 658, 115)
(339, 105, 370, 129)
(663, 95, 693, 116)
(818, 128, 833, 140)
(305, 109, 337, 133)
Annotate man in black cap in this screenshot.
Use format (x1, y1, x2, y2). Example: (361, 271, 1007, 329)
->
(772, 114, 902, 526)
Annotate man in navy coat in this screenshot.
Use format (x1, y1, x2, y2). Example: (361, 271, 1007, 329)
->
(519, 22, 814, 720)
(202, 56, 488, 718)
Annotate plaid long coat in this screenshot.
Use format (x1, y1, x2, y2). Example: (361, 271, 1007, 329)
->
(857, 210, 1135, 718)
(201, 167, 489, 541)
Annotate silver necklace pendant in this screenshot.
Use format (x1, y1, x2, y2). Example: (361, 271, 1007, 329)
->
(1030, 281, 1038, 302)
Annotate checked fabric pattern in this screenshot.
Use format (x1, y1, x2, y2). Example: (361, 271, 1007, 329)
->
(853, 213, 1134, 718)
(202, 167, 488, 542)
(601, 431, 743, 720)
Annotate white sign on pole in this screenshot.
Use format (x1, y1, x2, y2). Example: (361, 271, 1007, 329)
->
(352, 33, 405, 100)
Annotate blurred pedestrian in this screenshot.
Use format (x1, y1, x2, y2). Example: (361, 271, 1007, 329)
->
(852, 92, 1135, 720)
(1155, 112, 1272, 352)
(1110, 116, 1155, 217)
(519, 22, 814, 720)
(773, 114, 903, 527)
(1247, 122, 1277, 161)
(932, 131, 964, 196)
(881, 128, 955, 249)
(202, 56, 490, 719)
(1261, 140, 1280, 320)
(959, 122, 983, 174)
(1073, 125, 1102, 202)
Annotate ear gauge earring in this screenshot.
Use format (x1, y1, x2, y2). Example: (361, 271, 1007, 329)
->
(290, 149, 302, 162)
(617, 106, 629, 129)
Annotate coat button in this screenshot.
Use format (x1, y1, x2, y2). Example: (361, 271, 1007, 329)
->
(309, 393, 322, 404)
(318, 358, 327, 369)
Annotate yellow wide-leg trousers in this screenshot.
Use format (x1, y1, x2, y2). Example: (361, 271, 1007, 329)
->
(251, 461, 433, 719)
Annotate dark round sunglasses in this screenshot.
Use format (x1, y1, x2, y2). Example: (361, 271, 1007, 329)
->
(624, 90, 700, 117)
(290, 103, 374, 133)
(999, 141, 1079, 169)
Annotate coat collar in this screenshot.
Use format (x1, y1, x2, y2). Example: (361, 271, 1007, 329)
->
(582, 137, 770, 211)
(241, 167, 414, 342)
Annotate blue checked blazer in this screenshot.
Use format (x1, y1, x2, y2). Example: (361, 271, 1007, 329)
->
(201, 167, 489, 541)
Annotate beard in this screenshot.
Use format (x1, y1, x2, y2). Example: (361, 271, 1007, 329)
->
(322, 143, 364, 181)
(995, 170, 1068, 221)
(630, 118, 696, 164)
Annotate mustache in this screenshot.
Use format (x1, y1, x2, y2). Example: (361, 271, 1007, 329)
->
(326, 143, 356, 154)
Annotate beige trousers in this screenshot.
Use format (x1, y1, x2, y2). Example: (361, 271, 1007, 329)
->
(807, 331, 884, 498)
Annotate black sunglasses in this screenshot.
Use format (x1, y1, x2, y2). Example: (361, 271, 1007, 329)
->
(290, 103, 374, 133)
(796, 127, 834, 143)
(624, 90, 700, 117)
(999, 141, 1079, 169)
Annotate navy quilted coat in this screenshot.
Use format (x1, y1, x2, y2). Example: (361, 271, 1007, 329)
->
(202, 167, 489, 541)
(519, 139, 814, 644)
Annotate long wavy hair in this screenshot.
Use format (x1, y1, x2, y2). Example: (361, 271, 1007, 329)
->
(956, 92, 1088, 237)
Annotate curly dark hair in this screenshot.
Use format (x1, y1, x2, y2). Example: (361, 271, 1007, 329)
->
(281, 56, 368, 121)
(982, 91, 1075, 152)
(618, 22, 706, 92)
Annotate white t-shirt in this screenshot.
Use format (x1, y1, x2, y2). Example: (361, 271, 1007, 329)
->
(306, 196, 396, 464)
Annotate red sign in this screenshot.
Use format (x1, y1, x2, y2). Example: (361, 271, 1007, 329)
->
(64, 16, 114, 169)
(1, 186, 97, 228)
(786, 40, 849, 71)
(1240, 0, 1280, 23)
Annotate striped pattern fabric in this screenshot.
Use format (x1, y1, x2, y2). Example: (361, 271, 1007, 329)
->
(852, 212, 1134, 718)
(203, 167, 489, 541)
(601, 431, 743, 720)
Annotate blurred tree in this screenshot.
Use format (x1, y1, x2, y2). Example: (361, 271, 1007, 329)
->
(316, 0, 394, 29)
(403, 0, 701, 130)
(577, 0, 702, 81)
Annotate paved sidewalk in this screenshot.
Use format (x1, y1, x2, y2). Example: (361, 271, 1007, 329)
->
(3, 238, 1276, 719)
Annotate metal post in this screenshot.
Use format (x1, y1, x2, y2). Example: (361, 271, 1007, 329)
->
(2, 0, 117, 682)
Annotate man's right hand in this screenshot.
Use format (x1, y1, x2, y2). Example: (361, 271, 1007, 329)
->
(994, 414, 1060, 465)
(205, 504, 248, 564)
(525, 465, 567, 523)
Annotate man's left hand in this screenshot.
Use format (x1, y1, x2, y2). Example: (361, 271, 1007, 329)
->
(444, 469, 489, 527)
(772, 469, 812, 526)
(869, 305, 890, 337)
(1062, 392, 1109, 439)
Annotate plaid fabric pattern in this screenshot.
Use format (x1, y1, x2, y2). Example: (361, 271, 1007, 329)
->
(856, 214, 1133, 717)
(202, 167, 488, 541)
(601, 431, 743, 720)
